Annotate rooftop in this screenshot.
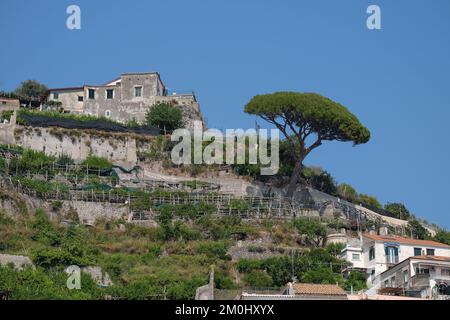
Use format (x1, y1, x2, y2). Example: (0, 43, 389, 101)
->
(48, 72, 164, 92)
(363, 233, 450, 248)
(412, 255, 450, 262)
(291, 283, 347, 296)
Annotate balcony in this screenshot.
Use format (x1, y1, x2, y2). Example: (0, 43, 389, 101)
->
(386, 256, 399, 265)
(411, 274, 430, 287)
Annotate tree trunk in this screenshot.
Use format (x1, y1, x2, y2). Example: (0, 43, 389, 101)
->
(286, 159, 303, 198)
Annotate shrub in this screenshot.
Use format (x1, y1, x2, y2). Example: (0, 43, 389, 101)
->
(32, 248, 89, 268)
(0, 110, 14, 122)
(433, 230, 450, 245)
(14, 177, 69, 195)
(407, 219, 430, 240)
(325, 243, 345, 257)
(145, 103, 182, 132)
(384, 202, 411, 220)
(0, 265, 101, 300)
(343, 271, 367, 292)
(56, 153, 75, 166)
(336, 183, 358, 202)
(300, 267, 344, 285)
(30, 209, 61, 246)
(243, 270, 274, 288)
(357, 194, 382, 209)
(18, 149, 55, 171)
(226, 199, 251, 211)
(236, 259, 263, 273)
(81, 155, 112, 170)
(214, 271, 236, 289)
(294, 217, 327, 247)
(195, 241, 229, 260)
(0, 209, 15, 226)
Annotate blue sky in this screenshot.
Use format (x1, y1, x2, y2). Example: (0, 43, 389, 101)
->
(1, 0, 449, 229)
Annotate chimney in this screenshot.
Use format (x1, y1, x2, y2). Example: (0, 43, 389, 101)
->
(379, 225, 389, 236)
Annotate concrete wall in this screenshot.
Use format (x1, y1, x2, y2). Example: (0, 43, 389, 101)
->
(61, 200, 129, 225)
(0, 111, 16, 144)
(49, 89, 84, 113)
(10, 126, 140, 165)
(0, 98, 20, 112)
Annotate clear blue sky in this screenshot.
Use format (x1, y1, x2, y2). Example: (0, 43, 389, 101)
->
(1, 0, 449, 229)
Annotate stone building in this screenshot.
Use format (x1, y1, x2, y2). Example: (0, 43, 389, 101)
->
(0, 97, 20, 120)
(46, 72, 203, 129)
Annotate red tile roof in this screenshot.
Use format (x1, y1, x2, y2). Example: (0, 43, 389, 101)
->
(363, 234, 450, 248)
(412, 255, 450, 262)
(292, 283, 346, 296)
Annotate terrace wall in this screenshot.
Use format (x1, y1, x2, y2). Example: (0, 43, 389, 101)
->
(12, 126, 140, 164)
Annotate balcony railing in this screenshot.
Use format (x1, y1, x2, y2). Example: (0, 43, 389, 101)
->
(386, 256, 399, 265)
(411, 274, 430, 287)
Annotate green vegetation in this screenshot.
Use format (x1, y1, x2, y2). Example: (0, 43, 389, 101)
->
(13, 177, 69, 195)
(433, 229, 450, 245)
(406, 218, 430, 240)
(293, 217, 327, 248)
(81, 155, 113, 170)
(14, 80, 48, 102)
(16, 109, 117, 125)
(384, 202, 411, 220)
(0, 265, 102, 300)
(0, 110, 14, 122)
(146, 102, 183, 133)
(236, 247, 364, 289)
(245, 92, 370, 197)
(0, 202, 272, 300)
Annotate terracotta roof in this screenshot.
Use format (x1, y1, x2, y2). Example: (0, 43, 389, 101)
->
(411, 255, 450, 262)
(292, 283, 346, 296)
(363, 234, 450, 248)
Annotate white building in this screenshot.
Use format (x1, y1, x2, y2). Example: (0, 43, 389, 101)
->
(378, 255, 450, 299)
(341, 229, 450, 286)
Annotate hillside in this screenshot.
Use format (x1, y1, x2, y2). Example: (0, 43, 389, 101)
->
(1, 137, 449, 300)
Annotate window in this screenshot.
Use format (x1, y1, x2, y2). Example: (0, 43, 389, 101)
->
(134, 86, 142, 97)
(369, 247, 375, 261)
(105, 110, 111, 118)
(426, 249, 435, 256)
(441, 269, 450, 277)
(88, 89, 95, 99)
(78, 96, 83, 102)
(416, 267, 430, 274)
(352, 253, 360, 261)
(414, 248, 422, 256)
(390, 276, 396, 287)
(403, 270, 409, 284)
(53, 93, 59, 100)
(385, 246, 399, 264)
(106, 89, 114, 99)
